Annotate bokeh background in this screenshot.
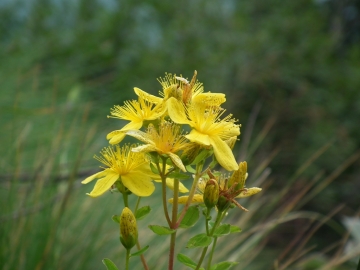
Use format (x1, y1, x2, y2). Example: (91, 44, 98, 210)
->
(1, 0, 360, 269)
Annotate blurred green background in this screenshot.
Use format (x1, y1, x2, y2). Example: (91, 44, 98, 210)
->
(1, 0, 360, 269)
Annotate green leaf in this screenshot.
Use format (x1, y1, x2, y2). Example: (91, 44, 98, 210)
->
(135, 206, 151, 220)
(191, 149, 210, 165)
(111, 215, 120, 224)
(167, 171, 189, 179)
(208, 221, 215, 229)
(102, 258, 119, 270)
(130, 245, 149, 257)
(213, 224, 231, 237)
(148, 225, 176, 235)
(229, 225, 242, 234)
(180, 206, 200, 229)
(186, 165, 196, 173)
(177, 253, 197, 269)
(150, 162, 159, 174)
(210, 261, 238, 270)
(186, 233, 212, 248)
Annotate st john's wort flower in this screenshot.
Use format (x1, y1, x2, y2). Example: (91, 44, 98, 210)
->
(81, 144, 156, 197)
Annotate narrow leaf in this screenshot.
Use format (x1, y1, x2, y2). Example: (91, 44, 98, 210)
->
(211, 261, 238, 270)
(135, 206, 151, 220)
(191, 149, 210, 165)
(130, 245, 149, 257)
(180, 206, 200, 229)
(102, 258, 119, 270)
(230, 225, 242, 234)
(148, 225, 176, 235)
(208, 221, 215, 229)
(111, 215, 120, 224)
(186, 165, 196, 173)
(186, 233, 212, 248)
(167, 172, 189, 179)
(150, 163, 159, 174)
(177, 253, 197, 269)
(213, 224, 231, 237)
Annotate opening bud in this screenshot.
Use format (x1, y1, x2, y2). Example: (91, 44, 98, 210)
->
(120, 207, 138, 250)
(203, 179, 219, 209)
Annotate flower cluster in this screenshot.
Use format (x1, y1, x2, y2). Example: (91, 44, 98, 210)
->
(81, 71, 263, 270)
(82, 71, 248, 198)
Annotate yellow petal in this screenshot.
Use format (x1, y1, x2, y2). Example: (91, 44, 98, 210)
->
(168, 194, 203, 204)
(192, 93, 226, 106)
(131, 144, 157, 153)
(106, 130, 123, 140)
(81, 169, 109, 184)
(236, 187, 262, 198)
(209, 136, 239, 171)
(86, 172, 119, 197)
(168, 153, 186, 172)
(121, 121, 143, 132)
(185, 130, 211, 146)
(126, 130, 154, 145)
(134, 87, 162, 104)
(167, 97, 189, 124)
(108, 132, 126, 144)
(107, 122, 143, 140)
(121, 172, 155, 197)
(163, 178, 189, 193)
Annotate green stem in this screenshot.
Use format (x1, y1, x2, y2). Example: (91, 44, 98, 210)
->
(134, 196, 149, 270)
(134, 196, 141, 212)
(195, 210, 224, 270)
(123, 192, 129, 208)
(157, 158, 171, 226)
(136, 241, 149, 270)
(206, 237, 218, 270)
(125, 249, 130, 270)
(205, 208, 211, 235)
(169, 178, 179, 270)
(176, 161, 204, 227)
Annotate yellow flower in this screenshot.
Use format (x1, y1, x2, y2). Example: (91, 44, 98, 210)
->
(81, 145, 155, 197)
(167, 99, 240, 171)
(133, 71, 226, 110)
(106, 93, 166, 144)
(126, 122, 189, 172)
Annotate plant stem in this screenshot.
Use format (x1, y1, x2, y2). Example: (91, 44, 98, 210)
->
(176, 161, 204, 227)
(206, 237, 217, 270)
(125, 249, 130, 270)
(168, 178, 180, 270)
(205, 208, 211, 235)
(134, 196, 141, 212)
(157, 159, 171, 226)
(195, 210, 224, 270)
(134, 197, 149, 270)
(136, 241, 149, 270)
(123, 192, 129, 208)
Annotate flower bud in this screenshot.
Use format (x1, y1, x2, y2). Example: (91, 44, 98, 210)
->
(236, 187, 262, 198)
(120, 207, 138, 250)
(216, 195, 230, 212)
(229, 161, 247, 189)
(203, 179, 219, 209)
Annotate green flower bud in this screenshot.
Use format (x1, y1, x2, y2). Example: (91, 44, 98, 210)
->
(216, 195, 230, 212)
(204, 179, 219, 209)
(229, 161, 248, 189)
(120, 207, 138, 250)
